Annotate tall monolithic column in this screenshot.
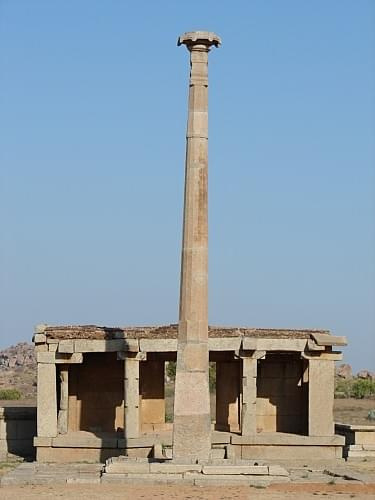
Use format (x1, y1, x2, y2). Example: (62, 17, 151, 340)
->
(173, 31, 221, 462)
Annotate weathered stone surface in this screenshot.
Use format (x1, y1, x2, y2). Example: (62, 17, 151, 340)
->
(124, 357, 140, 439)
(33, 333, 46, 344)
(37, 352, 55, 363)
(139, 339, 177, 352)
(58, 340, 74, 353)
(106, 462, 150, 473)
(37, 352, 83, 364)
(240, 445, 339, 460)
(268, 465, 289, 476)
(241, 357, 257, 435)
(310, 332, 347, 346)
(173, 32, 220, 463)
(302, 351, 343, 361)
(33, 436, 52, 446)
(192, 474, 274, 486)
(242, 338, 307, 351)
(308, 359, 334, 436)
(102, 472, 187, 484)
(57, 367, 68, 434)
(37, 363, 57, 437)
(202, 465, 268, 475)
(74, 339, 136, 352)
(209, 338, 241, 351)
(149, 463, 202, 473)
(231, 434, 344, 446)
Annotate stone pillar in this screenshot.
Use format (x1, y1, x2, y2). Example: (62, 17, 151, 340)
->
(308, 359, 334, 436)
(37, 362, 57, 437)
(57, 366, 68, 434)
(241, 356, 258, 435)
(173, 31, 221, 462)
(140, 360, 165, 431)
(124, 355, 140, 439)
(216, 361, 241, 432)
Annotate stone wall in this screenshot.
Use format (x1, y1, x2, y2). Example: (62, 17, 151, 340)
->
(68, 353, 124, 433)
(0, 405, 36, 460)
(256, 354, 308, 434)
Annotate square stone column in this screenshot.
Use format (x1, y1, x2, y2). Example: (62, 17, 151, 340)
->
(37, 362, 57, 438)
(241, 356, 258, 435)
(308, 359, 334, 436)
(124, 354, 140, 439)
(57, 365, 68, 434)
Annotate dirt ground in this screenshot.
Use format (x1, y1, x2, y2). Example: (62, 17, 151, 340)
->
(1, 483, 375, 500)
(334, 398, 375, 425)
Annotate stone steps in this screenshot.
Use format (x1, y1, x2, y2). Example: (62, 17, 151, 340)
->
(102, 457, 291, 485)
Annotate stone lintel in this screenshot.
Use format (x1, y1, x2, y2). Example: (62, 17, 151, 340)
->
(311, 332, 347, 346)
(335, 423, 375, 432)
(307, 339, 325, 351)
(37, 352, 83, 364)
(117, 351, 146, 361)
(208, 338, 241, 351)
(139, 339, 177, 352)
(240, 350, 266, 360)
(74, 339, 139, 352)
(242, 338, 307, 351)
(302, 351, 343, 361)
(58, 340, 74, 353)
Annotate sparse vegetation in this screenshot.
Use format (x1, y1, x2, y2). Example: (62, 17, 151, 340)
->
(0, 388, 21, 400)
(335, 378, 375, 399)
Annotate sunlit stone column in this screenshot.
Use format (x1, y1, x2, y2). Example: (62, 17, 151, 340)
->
(173, 31, 221, 462)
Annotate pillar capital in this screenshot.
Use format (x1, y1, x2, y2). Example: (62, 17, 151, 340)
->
(178, 31, 221, 51)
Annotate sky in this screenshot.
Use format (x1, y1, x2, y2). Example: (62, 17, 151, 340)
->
(0, 1, 374, 372)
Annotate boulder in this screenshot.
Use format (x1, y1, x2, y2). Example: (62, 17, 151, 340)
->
(336, 363, 352, 379)
(357, 370, 375, 380)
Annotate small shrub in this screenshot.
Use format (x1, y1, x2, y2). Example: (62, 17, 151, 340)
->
(351, 379, 375, 399)
(209, 362, 216, 392)
(166, 361, 176, 381)
(0, 389, 22, 400)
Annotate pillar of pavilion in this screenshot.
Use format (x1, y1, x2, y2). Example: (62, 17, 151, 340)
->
(173, 31, 221, 462)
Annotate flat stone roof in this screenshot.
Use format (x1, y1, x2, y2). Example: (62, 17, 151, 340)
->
(43, 324, 330, 341)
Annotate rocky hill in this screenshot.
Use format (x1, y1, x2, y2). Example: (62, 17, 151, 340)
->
(0, 342, 36, 400)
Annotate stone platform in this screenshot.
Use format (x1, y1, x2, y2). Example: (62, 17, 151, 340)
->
(2, 458, 375, 487)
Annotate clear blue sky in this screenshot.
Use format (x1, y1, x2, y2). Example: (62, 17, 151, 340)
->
(0, 1, 374, 371)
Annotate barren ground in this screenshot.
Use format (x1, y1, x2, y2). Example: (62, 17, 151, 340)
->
(334, 398, 374, 425)
(1, 483, 375, 499)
